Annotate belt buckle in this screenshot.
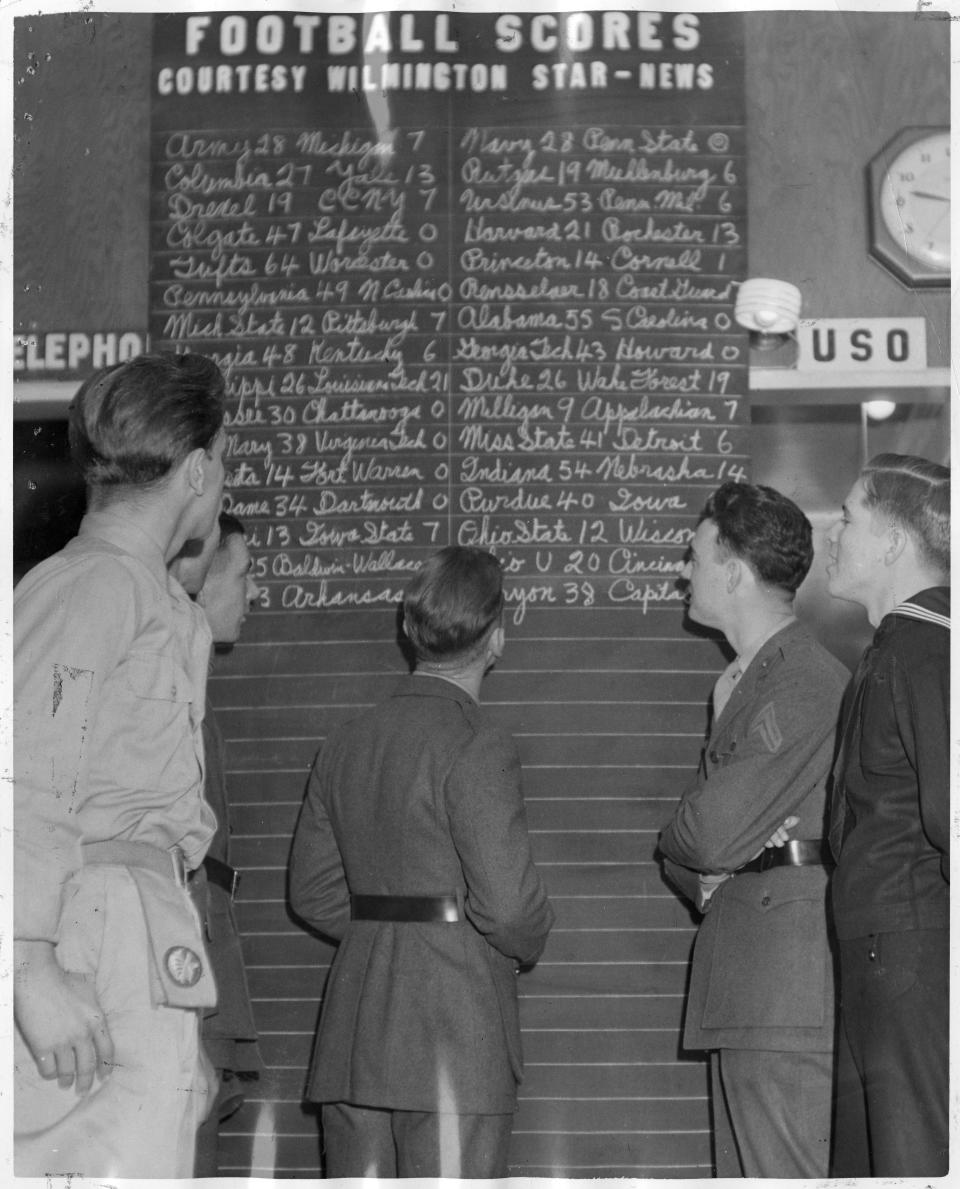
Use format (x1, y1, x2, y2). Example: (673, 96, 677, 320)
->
(170, 846, 188, 888)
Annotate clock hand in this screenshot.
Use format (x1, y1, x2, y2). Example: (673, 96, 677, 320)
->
(910, 189, 950, 203)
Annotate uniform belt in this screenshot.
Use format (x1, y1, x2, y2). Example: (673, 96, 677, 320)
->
(350, 893, 462, 923)
(738, 839, 834, 874)
(82, 839, 192, 888)
(203, 855, 241, 900)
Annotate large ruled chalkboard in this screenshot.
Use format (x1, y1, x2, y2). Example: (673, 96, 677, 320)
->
(149, 10, 747, 1178)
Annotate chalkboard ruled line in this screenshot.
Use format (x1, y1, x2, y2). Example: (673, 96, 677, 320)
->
(524, 1029, 686, 1034)
(515, 1164, 711, 1172)
(220, 649, 719, 658)
(237, 618, 720, 637)
(225, 862, 675, 871)
(242, 1057, 700, 1067)
(241, 928, 688, 936)
(217, 735, 713, 747)
(226, 800, 681, 807)
(542, 928, 694, 933)
(535, 961, 688, 966)
(222, 764, 694, 773)
(528, 1060, 694, 1065)
(522, 1096, 704, 1102)
(252, 1028, 687, 1037)
(213, 696, 711, 707)
(526, 799, 689, 804)
(237, 897, 684, 906)
(514, 1128, 709, 1134)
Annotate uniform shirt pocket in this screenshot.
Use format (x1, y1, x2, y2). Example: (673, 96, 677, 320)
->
(699, 873, 830, 1030)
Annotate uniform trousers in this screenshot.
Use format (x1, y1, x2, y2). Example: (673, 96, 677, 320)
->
(321, 1102, 514, 1178)
(831, 928, 949, 1177)
(711, 1047, 833, 1177)
(14, 866, 208, 1179)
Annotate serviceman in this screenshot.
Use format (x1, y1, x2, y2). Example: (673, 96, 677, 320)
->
(289, 545, 554, 1177)
(659, 481, 848, 1177)
(825, 454, 950, 1177)
(14, 353, 226, 1178)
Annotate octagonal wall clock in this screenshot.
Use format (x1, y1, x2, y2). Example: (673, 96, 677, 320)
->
(867, 126, 950, 288)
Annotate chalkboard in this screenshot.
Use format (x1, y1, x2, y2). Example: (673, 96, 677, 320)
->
(149, 10, 746, 1177)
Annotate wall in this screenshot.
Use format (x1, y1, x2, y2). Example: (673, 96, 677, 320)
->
(746, 9, 949, 350)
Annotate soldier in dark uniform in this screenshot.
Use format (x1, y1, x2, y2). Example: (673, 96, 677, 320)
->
(289, 545, 554, 1178)
(825, 454, 950, 1177)
(172, 511, 264, 1175)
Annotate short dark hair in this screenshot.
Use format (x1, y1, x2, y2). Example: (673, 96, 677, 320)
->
(68, 352, 225, 489)
(403, 546, 504, 662)
(701, 481, 813, 595)
(217, 510, 246, 546)
(861, 453, 950, 574)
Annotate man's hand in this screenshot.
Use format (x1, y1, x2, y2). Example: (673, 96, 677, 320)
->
(762, 815, 799, 852)
(697, 871, 731, 908)
(14, 940, 114, 1094)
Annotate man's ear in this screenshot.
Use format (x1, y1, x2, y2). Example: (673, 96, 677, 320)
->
(725, 557, 743, 593)
(884, 523, 909, 567)
(181, 446, 208, 496)
(400, 613, 410, 639)
(489, 623, 505, 659)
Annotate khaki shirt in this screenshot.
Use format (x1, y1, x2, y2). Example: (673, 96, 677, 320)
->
(14, 509, 216, 942)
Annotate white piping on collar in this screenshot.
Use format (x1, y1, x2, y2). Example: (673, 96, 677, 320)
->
(892, 601, 950, 630)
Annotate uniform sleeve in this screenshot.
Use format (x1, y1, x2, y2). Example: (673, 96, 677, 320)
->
(288, 753, 351, 942)
(659, 664, 845, 873)
(445, 726, 554, 964)
(14, 559, 134, 941)
(659, 854, 706, 907)
(898, 648, 950, 876)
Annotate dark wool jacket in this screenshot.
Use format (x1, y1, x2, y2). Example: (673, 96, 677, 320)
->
(288, 674, 554, 1114)
(659, 621, 849, 1053)
(829, 586, 950, 939)
(193, 706, 261, 1072)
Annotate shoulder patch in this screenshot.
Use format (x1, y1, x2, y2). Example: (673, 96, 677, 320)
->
(749, 702, 783, 753)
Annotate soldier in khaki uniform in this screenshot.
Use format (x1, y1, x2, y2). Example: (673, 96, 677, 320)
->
(659, 482, 848, 1178)
(14, 353, 226, 1179)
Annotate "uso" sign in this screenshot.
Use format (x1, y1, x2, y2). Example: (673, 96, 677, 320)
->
(797, 318, 926, 371)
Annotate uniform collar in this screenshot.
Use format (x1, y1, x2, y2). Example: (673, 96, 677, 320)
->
(735, 614, 798, 675)
(737, 616, 805, 678)
(77, 508, 170, 588)
(884, 586, 950, 632)
(397, 671, 480, 706)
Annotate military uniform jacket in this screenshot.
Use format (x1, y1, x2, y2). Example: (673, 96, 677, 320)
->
(830, 586, 950, 939)
(195, 707, 261, 1071)
(288, 674, 554, 1115)
(659, 621, 848, 1053)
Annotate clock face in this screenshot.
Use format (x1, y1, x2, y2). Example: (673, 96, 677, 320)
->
(878, 131, 950, 271)
(870, 128, 950, 285)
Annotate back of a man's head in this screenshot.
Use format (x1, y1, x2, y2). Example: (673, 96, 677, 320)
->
(403, 546, 504, 664)
(171, 510, 245, 596)
(861, 453, 950, 577)
(69, 352, 225, 501)
(702, 481, 813, 596)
